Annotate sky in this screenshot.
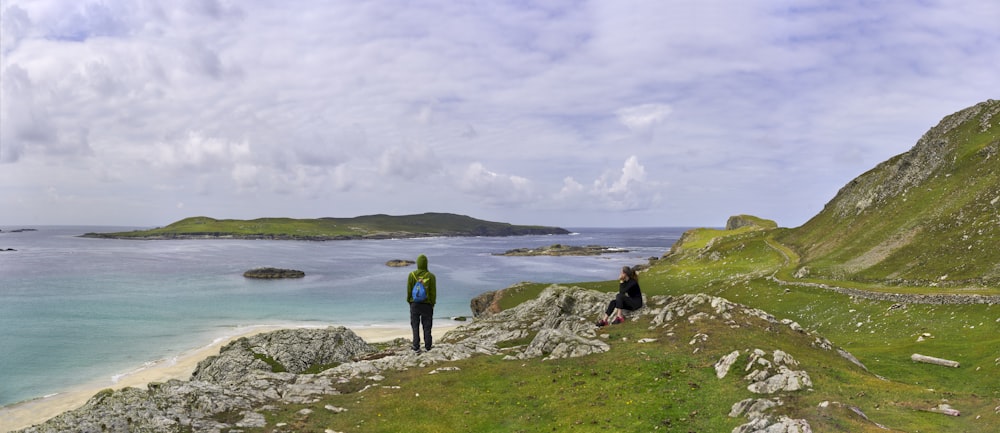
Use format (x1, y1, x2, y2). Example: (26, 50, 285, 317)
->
(1, 0, 998, 229)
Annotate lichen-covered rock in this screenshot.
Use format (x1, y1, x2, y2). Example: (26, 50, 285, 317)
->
(719, 349, 814, 433)
(192, 327, 374, 383)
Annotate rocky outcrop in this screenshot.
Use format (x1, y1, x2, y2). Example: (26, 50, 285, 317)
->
(493, 244, 628, 256)
(470, 290, 501, 318)
(725, 215, 778, 231)
(469, 281, 534, 318)
(20, 327, 372, 433)
(828, 100, 999, 218)
(778, 99, 1000, 285)
(385, 259, 415, 267)
(20, 287, 861, 433)
(242, 267, 305, 279)
(720, 350, 813, 433)
(191, 327, 375, 382)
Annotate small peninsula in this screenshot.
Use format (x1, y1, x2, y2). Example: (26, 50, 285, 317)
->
(81, 213, 570, 241)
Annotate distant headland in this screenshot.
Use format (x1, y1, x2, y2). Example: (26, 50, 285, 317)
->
(80, 213, 570, 240)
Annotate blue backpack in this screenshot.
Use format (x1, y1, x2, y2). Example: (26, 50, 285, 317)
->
(411, 275, 427, 302)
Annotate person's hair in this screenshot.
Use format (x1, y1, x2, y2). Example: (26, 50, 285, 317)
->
(622, 265, 638, 281)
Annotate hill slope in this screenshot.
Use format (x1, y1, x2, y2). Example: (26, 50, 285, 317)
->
(777, 99, 1000, 287)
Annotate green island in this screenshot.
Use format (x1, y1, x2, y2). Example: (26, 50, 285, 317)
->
(81, 212, 570, 240)
(26, 100, 1000, 432)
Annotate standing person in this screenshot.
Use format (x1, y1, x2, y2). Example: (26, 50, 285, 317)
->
(407, 254, 436, 353)
(597, 266, 643, 327)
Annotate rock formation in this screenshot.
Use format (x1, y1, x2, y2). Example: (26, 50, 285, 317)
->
(242, 267, 305, 279)
(493, 244, 628, 256)
(19, 286, 864, 433)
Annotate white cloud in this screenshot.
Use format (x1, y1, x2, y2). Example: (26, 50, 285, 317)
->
(378, 143, 440, 180)
(458, 162, 536, 205)
(151, 132, 250, 171)
(2, 0, 999, 226)
(555, 156, 662, 212)
(616, 103, 671, 141)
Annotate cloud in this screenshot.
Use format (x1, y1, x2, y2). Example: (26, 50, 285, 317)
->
(556, 156, 662, 212)
(152, 131, 250, 171)
(616, 103, 671, 140)
(378, 142, 441, 180)
(1, 0, 999, 226)
(458, 162, 536, 205)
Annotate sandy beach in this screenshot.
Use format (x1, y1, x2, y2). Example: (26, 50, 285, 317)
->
(0, 324, 455, 432)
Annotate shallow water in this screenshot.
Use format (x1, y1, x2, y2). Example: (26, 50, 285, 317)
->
(0, 226, 684, 406)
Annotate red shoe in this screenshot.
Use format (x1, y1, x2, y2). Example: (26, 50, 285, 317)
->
(596, 319, 608, 327)
(611, 316, 625, 325)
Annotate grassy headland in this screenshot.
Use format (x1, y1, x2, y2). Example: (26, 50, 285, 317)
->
(238, 101, 1000, 432)
(249, 220, 998, 432)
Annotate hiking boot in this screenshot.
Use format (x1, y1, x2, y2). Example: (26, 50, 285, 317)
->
(611, 316, 625, 325)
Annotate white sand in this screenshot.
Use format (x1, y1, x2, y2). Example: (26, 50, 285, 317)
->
(0, 324, 455, 432)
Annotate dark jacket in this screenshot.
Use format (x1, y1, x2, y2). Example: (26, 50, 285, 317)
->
(619, 278, 642, 307)
(407, 254, 437, 305)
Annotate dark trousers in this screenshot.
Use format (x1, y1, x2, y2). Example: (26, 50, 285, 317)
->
(410, 302, 434, 351)
(605, 293, 643, 316)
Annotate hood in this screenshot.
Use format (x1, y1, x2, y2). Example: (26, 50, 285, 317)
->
(416, 254, 428, 271)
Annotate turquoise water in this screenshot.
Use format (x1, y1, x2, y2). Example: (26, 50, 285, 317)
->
(0, 226, 683, 407)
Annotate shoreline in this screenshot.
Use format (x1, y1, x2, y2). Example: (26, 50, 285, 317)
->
(0, 323, 457, 433)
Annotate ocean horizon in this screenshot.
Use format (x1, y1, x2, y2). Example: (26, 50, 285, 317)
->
(0, 225, 685, 408)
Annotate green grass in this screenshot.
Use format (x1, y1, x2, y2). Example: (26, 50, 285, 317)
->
(254, 302, 891, 433)
(233, 102, 1000, 432)
(236, 222, 999, 432)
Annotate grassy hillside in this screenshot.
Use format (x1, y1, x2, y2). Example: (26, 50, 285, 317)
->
(82, 213, 569, 239)
(238, 102, 1000, 432)
(244, 223, 998, 432)
(777, 99, 1000, 288)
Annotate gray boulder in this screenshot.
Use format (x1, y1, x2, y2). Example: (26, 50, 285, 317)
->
(192, 326, 374, 383)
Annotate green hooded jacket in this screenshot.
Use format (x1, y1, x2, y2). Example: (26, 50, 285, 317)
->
(407, 254, 437, 305)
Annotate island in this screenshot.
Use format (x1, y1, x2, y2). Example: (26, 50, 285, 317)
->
(243, 268, 305, 279)
(385, 259, 416, 267)
(81, 213, 570, 240)
(494, 244, 629, 256)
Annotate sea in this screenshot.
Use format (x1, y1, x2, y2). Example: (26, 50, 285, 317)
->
(0, 226, 686, 408)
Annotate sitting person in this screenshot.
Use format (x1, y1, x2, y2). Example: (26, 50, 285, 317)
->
(597, 265, 643, 326)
